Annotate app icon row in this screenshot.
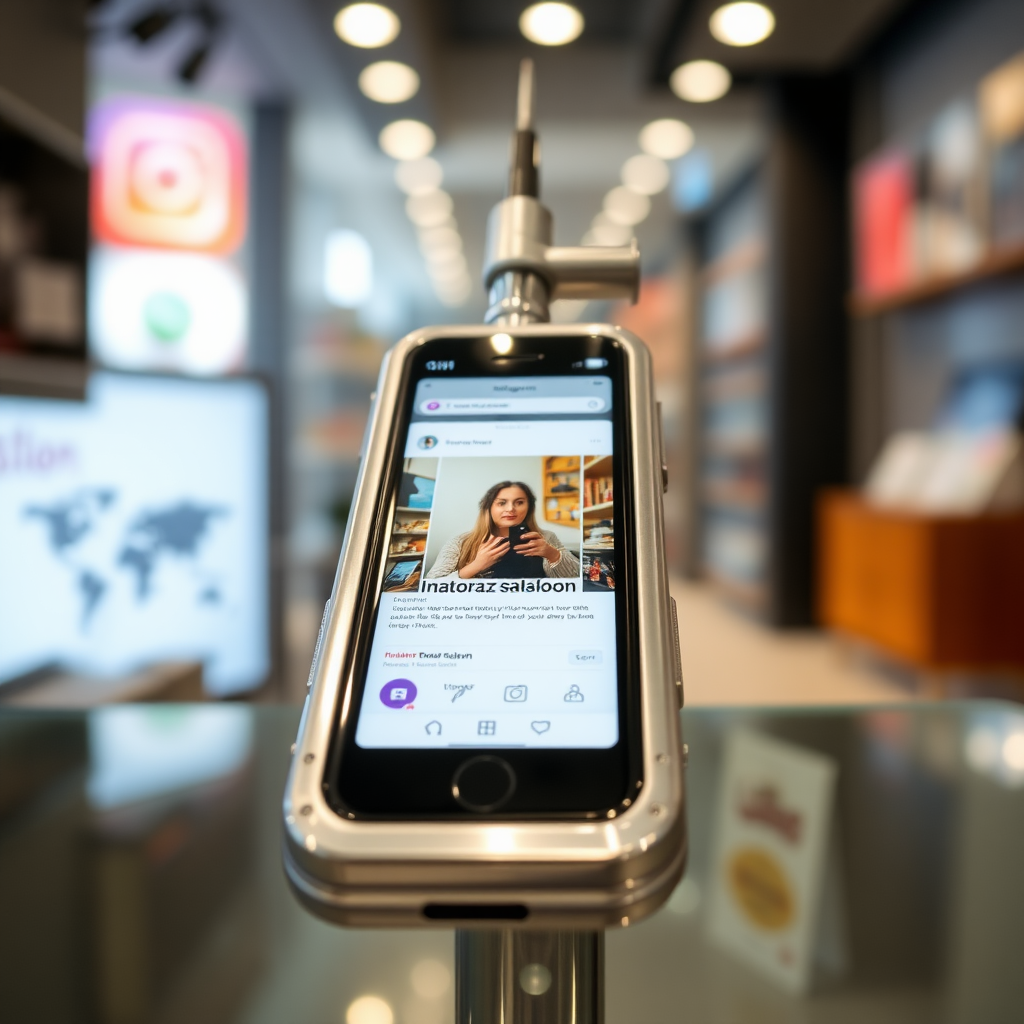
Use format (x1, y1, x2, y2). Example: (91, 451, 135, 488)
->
(421, 719, 553, 737)
(379, 679, 585, 708)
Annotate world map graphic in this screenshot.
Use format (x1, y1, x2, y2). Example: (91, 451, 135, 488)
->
(24, 488, 227, 628)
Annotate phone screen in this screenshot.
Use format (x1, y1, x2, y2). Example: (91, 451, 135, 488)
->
(333, 334, 639, 816)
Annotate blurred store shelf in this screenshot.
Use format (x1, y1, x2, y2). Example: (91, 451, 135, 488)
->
(0, 351, 88, 400)
(849, 243, 1024, 317)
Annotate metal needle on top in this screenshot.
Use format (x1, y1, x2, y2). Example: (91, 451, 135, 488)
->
(509, 58, 539, 197)
(516, 57, 534, 132)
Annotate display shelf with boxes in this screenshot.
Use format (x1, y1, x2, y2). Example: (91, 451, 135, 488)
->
(850, 48, 1024, 317)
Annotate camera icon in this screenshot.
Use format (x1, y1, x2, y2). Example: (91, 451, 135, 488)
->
(93, 100, 246, 253)
(504, 685, 528, 702)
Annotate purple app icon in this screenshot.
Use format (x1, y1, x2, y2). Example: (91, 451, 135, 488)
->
(380, 679, 417, 708)
(426, 401, 440, 410)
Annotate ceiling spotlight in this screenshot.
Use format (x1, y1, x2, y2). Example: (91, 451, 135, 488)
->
(395, 157, 443, 195)
(379, 119, 435, 160)
(670, 60, 732, 103)
(1004, 731, 1024, 772)
(345, 995, 394, 1024)
(603, 187, 650, 227)
(334, 3, 400, 48)
(406, 190, 454, 228)
(621, 154, 670, 195)
(128, 7, 178, 43)
(491, 333, 514, 355)
(709, 3, 775, 46)
(519, 3, 584, 46)
(359, 60, 420, 103)
(638, 119, 694, 160)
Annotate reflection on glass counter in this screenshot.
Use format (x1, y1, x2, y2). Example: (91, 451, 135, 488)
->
(2, 702, 1024, 1022)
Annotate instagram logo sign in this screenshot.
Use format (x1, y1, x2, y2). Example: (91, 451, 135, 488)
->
(90, 98, 247, 254)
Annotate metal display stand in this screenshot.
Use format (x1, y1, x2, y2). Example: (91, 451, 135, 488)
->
(454, 59, 640, 1024)
(456, 931, 603, 1024)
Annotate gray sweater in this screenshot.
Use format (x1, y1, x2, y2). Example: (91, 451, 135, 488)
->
(426, 529, 580, 579)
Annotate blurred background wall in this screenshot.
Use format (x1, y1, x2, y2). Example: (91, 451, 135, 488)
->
(1, 0, 1024, 705)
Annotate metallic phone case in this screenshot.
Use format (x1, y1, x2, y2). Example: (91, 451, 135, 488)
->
(283, 322, 686, 930)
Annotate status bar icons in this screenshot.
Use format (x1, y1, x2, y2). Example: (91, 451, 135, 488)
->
(90, 98, 247, 254)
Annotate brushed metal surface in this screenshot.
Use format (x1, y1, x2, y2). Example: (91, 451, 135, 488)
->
(455, 930, 603, 1024)
(482, 196, 639, 301)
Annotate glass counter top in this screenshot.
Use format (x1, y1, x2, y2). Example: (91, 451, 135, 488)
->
(1, 702, 1022, 1024)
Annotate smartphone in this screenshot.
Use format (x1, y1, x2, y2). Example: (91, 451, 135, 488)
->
(284, 323, 685, 928)
(506, 522, 528, 553)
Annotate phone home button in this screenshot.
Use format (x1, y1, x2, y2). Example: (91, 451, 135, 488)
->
(452, 756, 516, 812)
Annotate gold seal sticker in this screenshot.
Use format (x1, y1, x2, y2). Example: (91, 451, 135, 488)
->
(727, 846, 795, 931)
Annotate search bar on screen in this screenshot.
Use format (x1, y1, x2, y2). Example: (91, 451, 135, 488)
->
(419, 397, 606, 416)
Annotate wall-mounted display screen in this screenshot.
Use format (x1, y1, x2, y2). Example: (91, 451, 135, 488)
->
(0, 372, 269, 696)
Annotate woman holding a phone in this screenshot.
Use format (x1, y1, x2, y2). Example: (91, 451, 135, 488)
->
(426, 480, 580, 580)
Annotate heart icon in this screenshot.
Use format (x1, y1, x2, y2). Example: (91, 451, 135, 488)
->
(531, 721, 551, 734)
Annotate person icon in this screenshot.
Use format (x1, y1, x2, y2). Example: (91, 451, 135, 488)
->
(418, 435, 438, 450)
(564, 684, 584, 703)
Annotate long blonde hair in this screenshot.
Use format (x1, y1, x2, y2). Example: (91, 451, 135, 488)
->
(456, 481, 541, 571)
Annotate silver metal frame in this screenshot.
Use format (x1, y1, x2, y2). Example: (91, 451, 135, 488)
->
(283, 321, 686, 930)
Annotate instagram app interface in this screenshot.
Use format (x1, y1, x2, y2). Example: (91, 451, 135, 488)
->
(354, 375, 620, 749)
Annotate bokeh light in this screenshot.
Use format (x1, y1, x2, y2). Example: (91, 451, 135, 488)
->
(345, 995, 394, 1024)
(519, 3, 584, 46)
(395, 157, 443, 195)
(670, 60, 732, 102)
(603, 186, 651, 226)
(333, 3, 400, 48)
(621, 153, 670, 195)
(405, 191, 454, 228)
(639, 118, 695, 160)
(379, 119, 435, 160)
(709, 2, 776, 47)
(358, 60, 420, 103)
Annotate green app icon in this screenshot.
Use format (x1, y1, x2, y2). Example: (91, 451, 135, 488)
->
(143, 292, 191, 343)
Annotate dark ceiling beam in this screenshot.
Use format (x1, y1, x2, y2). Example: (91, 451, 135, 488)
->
(649, 0, 695, 86)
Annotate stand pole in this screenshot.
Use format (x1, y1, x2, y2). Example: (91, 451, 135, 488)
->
(455, 929, 603, 1024)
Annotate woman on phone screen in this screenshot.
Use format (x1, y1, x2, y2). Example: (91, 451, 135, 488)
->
(426, 481, 580, 580)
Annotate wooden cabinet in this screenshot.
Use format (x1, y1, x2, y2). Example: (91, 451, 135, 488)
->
(817, 490, 1024, 669)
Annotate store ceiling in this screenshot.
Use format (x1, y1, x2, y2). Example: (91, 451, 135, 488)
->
(92, 0, 915, 335)
(655, 0, 913, 78)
